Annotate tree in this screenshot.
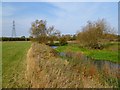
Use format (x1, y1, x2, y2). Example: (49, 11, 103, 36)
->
(47, 26, 61, 44)
(30, 20, 61, 44)
(30, 20, 47, 43)
(63, 34, 72, 41)
(21, 36, 25, 38)
(77, 19, 115, 49)
(71, 34, 77, 40)
(59, 35, 68, 45)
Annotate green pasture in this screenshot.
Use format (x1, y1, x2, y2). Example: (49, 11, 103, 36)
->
(2, 41, 31, 88)
(55, 42, 119, 63)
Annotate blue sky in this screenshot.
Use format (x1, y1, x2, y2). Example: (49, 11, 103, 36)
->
(2, 2, 118, 37)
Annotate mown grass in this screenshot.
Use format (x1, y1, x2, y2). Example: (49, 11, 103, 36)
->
(2, 41, 31, 88)
(55, 42, 119, 63)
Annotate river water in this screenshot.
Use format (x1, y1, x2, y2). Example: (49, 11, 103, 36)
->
(50, 46, 58, 49)
(51, 46, 120, 76)
(66, 52, 119, 76)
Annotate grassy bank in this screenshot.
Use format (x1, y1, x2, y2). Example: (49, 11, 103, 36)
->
(2, 41, 31, 88)
(26, 42, 118, 88)
(55, 42, 119, 63)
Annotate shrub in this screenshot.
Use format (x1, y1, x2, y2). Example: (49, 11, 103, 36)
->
(59, 37, 68, 46)
(77, 19, 116, 49)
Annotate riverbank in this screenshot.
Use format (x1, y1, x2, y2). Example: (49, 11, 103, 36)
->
(26, 42, 118, 88)
(55, 42, 119, 63)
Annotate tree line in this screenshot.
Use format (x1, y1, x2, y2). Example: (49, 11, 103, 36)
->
(1, 19, 119, 49)
(1, 37, 30, 41)
(30, 19, 119, 49)
(30, 20, 77, 45)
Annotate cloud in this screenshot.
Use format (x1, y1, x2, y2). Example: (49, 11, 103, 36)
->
(48, 2, 118, 34)
(45, 2, 102, 34)
(2, 2, 118, 37)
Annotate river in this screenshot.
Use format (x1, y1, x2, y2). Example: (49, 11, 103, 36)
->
(51, 46, 120, 76)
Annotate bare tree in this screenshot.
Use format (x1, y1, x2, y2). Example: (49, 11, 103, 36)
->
(47, 26, 61, 44)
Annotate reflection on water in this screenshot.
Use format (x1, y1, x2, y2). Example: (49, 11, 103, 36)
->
(59, 52, 120, 75)
(51, 46, 58, 49)
(51, 45, 120, 77)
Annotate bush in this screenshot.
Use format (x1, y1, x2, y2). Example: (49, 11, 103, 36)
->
(89, 43, 104, 49)
(77, 19, 116, 49)
(59, 37, 68, 46)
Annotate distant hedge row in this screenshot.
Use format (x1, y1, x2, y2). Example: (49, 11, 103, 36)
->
(1, 37, 30, 41)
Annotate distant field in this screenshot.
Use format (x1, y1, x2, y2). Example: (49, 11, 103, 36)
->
(0, 42, 2, 88)
(2, 41, 31, 88)
(55, 42, 119, 63)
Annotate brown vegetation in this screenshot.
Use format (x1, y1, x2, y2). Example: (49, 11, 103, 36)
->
(30, 20, 60, 44)
(77, 19, 117, 49)
(26, 43, 113, 88)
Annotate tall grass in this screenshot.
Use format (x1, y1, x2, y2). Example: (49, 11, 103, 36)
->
(26, 42, 118, 88)
(59, 50, 119, 88)
(27, 43, 83, 88)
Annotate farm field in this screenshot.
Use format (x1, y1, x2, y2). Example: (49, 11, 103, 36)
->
(2, 41, 31, 88)
(55, 42, 120, 63)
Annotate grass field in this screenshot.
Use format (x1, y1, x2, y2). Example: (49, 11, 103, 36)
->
(0, 42, 2, 88)
(55, 42, 119, 63)
(2, 41, 31, 88)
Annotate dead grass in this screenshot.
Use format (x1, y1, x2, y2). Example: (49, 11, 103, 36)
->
(26, 42, 115, 88)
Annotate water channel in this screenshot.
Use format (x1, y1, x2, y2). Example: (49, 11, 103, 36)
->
(51, 46, 120, 75)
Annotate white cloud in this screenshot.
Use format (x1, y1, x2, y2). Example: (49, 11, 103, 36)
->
(46, 2, 102, 34)
(2, 2, 118, 37)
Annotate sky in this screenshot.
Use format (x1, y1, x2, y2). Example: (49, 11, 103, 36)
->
(2, 2, 118, 37)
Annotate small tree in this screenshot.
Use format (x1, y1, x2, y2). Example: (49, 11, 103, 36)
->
(30, 20, 47, 43)
(77, 19, 115, 49)
(30, 20, 60, 44)
(59, 36, 68, 46)
(72, 34, 77, 40)
(47, 26, 61, 45)
(21, 36, 25, 38)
